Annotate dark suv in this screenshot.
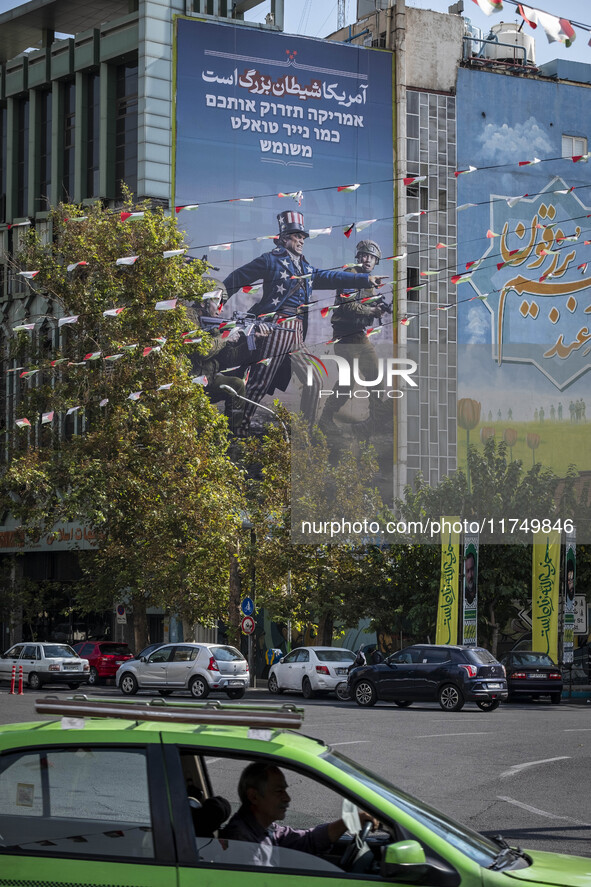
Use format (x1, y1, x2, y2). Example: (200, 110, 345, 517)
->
(349, 644, 507, 712)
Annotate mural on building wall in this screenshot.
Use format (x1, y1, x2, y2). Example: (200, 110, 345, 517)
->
(173, 19, 396, 537)
(456, 69, 591, 540)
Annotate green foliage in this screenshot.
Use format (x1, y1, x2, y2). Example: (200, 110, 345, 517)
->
(1, 200, 245, 637)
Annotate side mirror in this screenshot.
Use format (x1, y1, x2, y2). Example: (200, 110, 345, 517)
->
(140, 656, 148, 663)
(381, 840, 427, 881)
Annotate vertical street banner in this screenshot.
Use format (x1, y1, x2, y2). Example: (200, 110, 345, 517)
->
(563, 530, 576, 665)
(531, 532, 561, 661)
(435, 518, 460, 645)
(462, 534, 479, 646)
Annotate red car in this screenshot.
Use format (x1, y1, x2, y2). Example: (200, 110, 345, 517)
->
(73, 641, 134, 685)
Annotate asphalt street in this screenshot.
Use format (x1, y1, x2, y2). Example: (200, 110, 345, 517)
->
(1, 683, 589, 859)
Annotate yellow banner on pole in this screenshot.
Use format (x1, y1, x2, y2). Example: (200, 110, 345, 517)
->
(532, 532, 561, 662)
(435, 518, 460, 645)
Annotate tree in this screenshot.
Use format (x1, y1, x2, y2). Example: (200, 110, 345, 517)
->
(0, 199, 245, 649)
(394, 438, 578, 654)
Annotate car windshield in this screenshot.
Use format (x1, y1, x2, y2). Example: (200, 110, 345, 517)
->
(41, 644, 78, 658)
(99, 644, 131, 655)
(315, 650, 356, 662)
(321, 750, 499, 868)
(213, 646, 244, 662)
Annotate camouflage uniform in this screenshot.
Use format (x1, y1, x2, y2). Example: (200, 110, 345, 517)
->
(320, 240, 386, 430)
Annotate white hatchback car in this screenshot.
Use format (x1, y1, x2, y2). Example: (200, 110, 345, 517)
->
(116, 642, 249, 699)
(0, 642, 90, 690)
(268, 646, 356, 698)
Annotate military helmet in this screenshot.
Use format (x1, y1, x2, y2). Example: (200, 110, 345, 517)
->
(356, 240, 381, 264)
(277, 210, 308, 239)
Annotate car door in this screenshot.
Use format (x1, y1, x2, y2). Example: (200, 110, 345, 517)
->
(138, 645, 174, 687)
(414, 648, 453, 700)
(0, 644, 24, 681)
(275, 649, 300, 690)
(20, 644, 39, 682)
(379, 649, 420, 700)
(291, 648, 310, 692)
(165, 646, 199, 687)
(0, 738, 177, 887)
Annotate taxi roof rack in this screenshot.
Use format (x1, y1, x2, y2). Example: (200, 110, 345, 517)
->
(34, 696, 304, 730)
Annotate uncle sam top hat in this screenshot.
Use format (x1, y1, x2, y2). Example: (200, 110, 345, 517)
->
(277, 210, 308, 238)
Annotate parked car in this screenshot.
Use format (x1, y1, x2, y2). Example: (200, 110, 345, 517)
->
(1, 695, 589, 887)
(72, 640, 135, 685)
(116, 642, 248, 698)
(349, 644, 507, 711)
(500, 650, 563, 704)
(135, 642, 166, 660)
(268, 646, 356, 698)
(0, 642, 90, 690)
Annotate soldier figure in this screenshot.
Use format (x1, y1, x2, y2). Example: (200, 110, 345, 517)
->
(186, 287, 264, 435)
(319, 240, 389, 434)
(223, 213, 385, 436)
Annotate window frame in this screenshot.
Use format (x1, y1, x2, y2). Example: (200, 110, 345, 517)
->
(164, 745, 403, 874)
(0, 742, 175, 864)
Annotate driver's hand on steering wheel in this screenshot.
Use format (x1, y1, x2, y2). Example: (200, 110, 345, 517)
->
(358, 810, 380, 832)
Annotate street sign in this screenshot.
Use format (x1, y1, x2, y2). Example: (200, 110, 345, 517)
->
(116, 603, 126, 625)
(241, 596, 255, 616)
(241, 615, 255, 635)
(574, 595, 588, 634)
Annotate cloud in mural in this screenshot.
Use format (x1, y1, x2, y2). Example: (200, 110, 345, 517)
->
(477, 116, 551, 162)
(465, 306, 490, 344)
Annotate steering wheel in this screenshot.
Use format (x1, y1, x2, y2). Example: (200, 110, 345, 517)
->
(339, 819, 373, 870)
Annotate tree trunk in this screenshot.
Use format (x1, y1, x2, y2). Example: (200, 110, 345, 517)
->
(182, 618, 195, 643)
(227, 542, 242, 646)
(317, 612, 334, 646)
(131, 592, 148, 653)
(488, 602, 499, 658)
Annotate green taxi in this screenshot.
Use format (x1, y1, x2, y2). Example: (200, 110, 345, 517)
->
(0, 697, 588, 887)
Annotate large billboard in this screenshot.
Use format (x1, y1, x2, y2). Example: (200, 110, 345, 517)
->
(174, 18, 396, 537)
(456, 67, 591, 542)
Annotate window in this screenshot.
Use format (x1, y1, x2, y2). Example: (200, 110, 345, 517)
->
(212, 646, 243, 662)
(421, 649, 451, 664)
(315, 650, 355, 663)
(0, 103, 6, 220)
(16, 98, 30, 217)
(173, 646, 198, 662)
(296, 649, 310, 662)
(184, 754, 372, 873)
(115, 62, 138, 199)
(407, 267, 420, 301)
(149, 646, 172, 663)
(391, 649, 420, 664)
(21, 645, 38, 660)
(86, 73, 100, 198)
(62, 82, 75, 201)
(0, 748, 154, 857)
(281, 651, 299, 664)
(38, 89, 52, 210)
(562, 134, 587, 158)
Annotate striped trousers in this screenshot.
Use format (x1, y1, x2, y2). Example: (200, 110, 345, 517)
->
(239, 317, 320, 434)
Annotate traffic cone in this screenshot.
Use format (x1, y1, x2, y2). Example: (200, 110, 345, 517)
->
(9, 664, 16, 694)
(18, 664, 23, 695)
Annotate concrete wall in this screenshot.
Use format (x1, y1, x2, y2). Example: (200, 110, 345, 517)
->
(138, 0, 184, 202)
(406, 7, 463, 93)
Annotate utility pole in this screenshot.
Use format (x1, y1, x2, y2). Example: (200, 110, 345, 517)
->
(337, 0, 346, 30)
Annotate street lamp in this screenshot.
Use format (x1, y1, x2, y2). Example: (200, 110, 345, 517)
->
(219, 384, 290, 443)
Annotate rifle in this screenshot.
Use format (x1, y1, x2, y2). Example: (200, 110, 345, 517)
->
(199, 311, 296, 351)
(374, 296, 393, 327)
